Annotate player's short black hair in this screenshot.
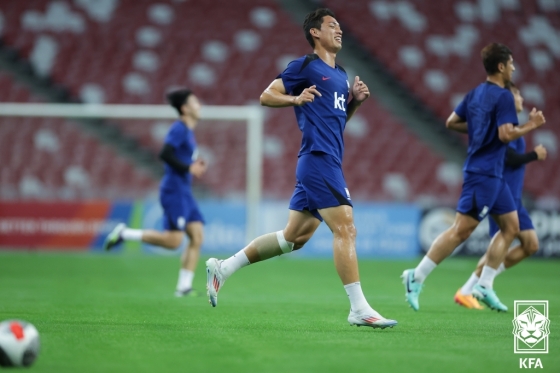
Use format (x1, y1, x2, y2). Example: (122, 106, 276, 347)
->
(166, 89, 192, 115)
(303, 8, 336, 48)
(481, 43, 512, 75)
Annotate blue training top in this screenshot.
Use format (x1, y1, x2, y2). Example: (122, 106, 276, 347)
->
(455, 81, 518, 178)
(160, 120, 198, 193)
(278, 54, 350, 165)
(504, 137, 527, 200)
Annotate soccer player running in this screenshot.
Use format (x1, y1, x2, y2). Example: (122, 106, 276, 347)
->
(402, 43, 546, 312)
(103, 89, 207, 297)
(205, 8, 397, 328)
(452, 83, 548, 309)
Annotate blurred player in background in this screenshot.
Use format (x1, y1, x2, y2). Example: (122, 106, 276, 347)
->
(205, 8, 397, 329)
(103, 89, 207, 297)
(402, 43, 546, 312)
(452, 83, 548, 309)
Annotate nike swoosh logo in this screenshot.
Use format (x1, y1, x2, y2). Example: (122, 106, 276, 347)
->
(322, 76, 330, 80)
(406, 274, 412, 293)
(476, 285, 487, 297)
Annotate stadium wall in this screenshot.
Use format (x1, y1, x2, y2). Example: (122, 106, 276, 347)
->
(1, 201, 559, 258)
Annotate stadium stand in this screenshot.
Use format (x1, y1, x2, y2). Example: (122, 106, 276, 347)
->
(324, 0, 560, 200)
(0, 0, 483, 202)
(0, 71, 157, 200)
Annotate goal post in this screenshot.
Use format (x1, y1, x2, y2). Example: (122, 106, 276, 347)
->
(0, 103, 265, 243)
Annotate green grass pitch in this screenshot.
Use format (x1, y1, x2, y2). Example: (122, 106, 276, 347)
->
(0, 252, 558, 373)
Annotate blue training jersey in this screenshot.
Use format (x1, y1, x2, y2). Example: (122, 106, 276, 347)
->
(278, 54, 349, 164)
(455, 81, 518, 178)
(160, 120, 198, 192)
(503, 137, 526, 200)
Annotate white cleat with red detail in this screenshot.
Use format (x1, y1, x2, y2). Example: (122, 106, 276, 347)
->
(348, 309, 398, 329)
(206, 258, 225, 307)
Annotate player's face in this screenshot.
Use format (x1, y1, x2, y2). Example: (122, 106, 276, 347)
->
(502, 55, 515, 83)
(512, 89, 523, 113)
(317, 16, 342, 52)
(183, 95, 201, 120)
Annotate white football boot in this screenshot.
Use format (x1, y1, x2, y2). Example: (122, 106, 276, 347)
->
(348, 309, 398, 329)
(206, 258, 226, 307)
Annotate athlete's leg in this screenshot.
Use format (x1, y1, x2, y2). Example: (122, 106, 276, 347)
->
(473, 215, 501, 277)
(474, 254, 488, 277)
(243, 210, 321, 263)
(104, 223, 184, 251)
(219, 210, 320, 277)
(477, 202, 538, 274)
(182, 222, 204, 270)
(205, 210, 320, 307)
(471, 211, 518, 311)
(429, 213, 479, 263)
(106, 190, 188, 251)
(484, 211, 519, 270)
(462, 202, 531, 301)
(175, 222, 203, 294)
(507, 204, 539, 266)
(418, 213, 479, 280)
(457, 250, 489, 301)
(141, 229, 184, 249)
(468, 178, 517, 310)
(474, 229, 538, 276)
(456, 232, 494, 309)
(461, 230, 528, 304)
(403, 213, 478, 311)
(474, 212, 518, 293)
(505, 229, 539, 266)
(317, 205, 358, 284)
(318, 204, 396, 327)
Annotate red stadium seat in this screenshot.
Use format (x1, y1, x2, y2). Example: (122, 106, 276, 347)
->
(0, 72, 158, 200)
(0, 0, 486, 201)
(324, 0, 560, 199)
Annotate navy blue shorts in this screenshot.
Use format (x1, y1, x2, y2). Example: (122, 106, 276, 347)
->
(160, 190, 204, 231)
(289, 152, 352, 222)
(488, 198, 534, 237)
(456, 172, 516, 221)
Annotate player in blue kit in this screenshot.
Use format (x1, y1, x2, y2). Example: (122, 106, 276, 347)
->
(205, 8, 397, 328)
(103, 89, 207, 297)
(453, 83, 548, 309)
(402, 43, 546, 312)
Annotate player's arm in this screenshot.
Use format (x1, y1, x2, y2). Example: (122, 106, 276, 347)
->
(159, 144, 190, 173)
(497, 92, 546, 142)
(159, 145, 206, 177)
(498, 108, 545, 142)
(505, 145, 546, 167)
(347, 76, 369, 122)
(445, 112, 468, 133)
(260, 79, 321, 107)
(346, 100, 362, 122)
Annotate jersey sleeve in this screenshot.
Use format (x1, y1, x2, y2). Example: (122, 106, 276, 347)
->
(496, 91, 519, 127)
(454, 94, 468, 120)
(278, 59, 307, 95)
(164, 124, 185, 149)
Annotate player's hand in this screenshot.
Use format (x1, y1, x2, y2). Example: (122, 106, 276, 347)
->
(190, 159, 207, 178)
(534, 144, 547, 160)
(351, 76, 370, 103)
(293, 85, 321, 106)
(529, 108, 546, 128)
